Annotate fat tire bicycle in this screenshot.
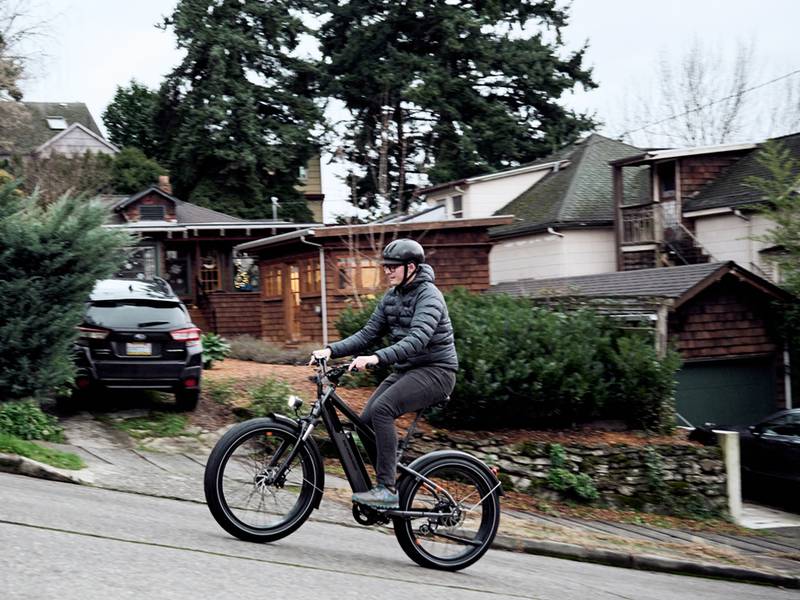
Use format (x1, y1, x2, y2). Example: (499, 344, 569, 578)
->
(203, 357, 502, 571)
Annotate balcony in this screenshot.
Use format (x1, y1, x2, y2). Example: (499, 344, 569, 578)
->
(621, 204, 657, 244)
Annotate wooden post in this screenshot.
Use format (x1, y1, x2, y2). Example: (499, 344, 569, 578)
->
(613, 165, 624, 271)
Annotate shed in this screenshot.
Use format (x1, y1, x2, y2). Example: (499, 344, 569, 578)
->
(491, 262, 794, 426)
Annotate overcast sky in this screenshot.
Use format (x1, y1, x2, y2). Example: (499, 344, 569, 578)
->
(17, 0, 800, 220)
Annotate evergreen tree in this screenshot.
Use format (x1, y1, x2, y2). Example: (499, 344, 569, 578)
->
(155, 0, 322, 221)
(313, 0, 596, 211)
(110, 147, 166, 194)
(102, 80, 161, 159)
(0, 184, 131, 399)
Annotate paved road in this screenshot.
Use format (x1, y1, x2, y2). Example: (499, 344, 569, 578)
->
(1, 474, 796, 600)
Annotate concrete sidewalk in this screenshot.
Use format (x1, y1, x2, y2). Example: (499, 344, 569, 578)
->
(2, 411, 799, 588)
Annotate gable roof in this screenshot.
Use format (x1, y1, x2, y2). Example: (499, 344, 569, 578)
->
(112, 187, 252, 224)
(684, 131, 800, 213)
(489, 134, 648, 239)
(490, 262, 792, 308)
(0, 102, 105, 154)
(35, 122, 118, 155)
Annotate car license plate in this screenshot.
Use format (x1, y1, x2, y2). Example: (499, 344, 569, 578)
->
(126, 342, 152, 356)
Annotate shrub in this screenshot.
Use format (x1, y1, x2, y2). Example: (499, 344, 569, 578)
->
(246, 378, 297, 418)
(333, 287, 680, 431)
(0, 400, 64, 442)
(205, 378, 235, 405)
(0, 185, 131, 400)
(228, 335, 317, 365)
(201, 332, 231, 369)
(544, 444, 598, 502)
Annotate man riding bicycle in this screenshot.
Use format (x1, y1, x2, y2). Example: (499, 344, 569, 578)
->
(311, 238, 457, 509)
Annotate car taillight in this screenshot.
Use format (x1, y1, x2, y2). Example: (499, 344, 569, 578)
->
(170, 327, 201, 342)
(77, 326, 110, 340)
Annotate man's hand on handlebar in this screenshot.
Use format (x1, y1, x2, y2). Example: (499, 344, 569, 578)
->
(348, 355, 379, 372)
(309, 347, 331, 365)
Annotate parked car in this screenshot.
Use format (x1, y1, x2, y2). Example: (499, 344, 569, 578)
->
(71, 278, 203, 410)
(732, 409, 800, 509)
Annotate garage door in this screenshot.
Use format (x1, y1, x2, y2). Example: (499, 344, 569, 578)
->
(675, 357, 777, 427)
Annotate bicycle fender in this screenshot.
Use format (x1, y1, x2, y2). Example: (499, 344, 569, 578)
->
(403, 449, 504, 496)
(264, 413, 326, 509)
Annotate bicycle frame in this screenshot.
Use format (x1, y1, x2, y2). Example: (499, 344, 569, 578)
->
(272, 359, 466, 519)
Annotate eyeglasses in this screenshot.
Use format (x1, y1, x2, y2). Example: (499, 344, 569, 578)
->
(383, 264, 404, 273)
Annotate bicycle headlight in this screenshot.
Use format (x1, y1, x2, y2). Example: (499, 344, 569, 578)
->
(287, 395, 304, 410)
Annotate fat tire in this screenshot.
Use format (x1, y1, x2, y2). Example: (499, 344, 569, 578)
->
(204, 418, 323, 543)
(393, 455, 500, 571)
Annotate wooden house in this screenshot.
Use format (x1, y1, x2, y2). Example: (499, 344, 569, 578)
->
(100, 182, 318, 337)
(492, 262, 794, 425)
(235, 217, 513, 345)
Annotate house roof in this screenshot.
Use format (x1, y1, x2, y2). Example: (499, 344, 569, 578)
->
(99, 187, 319, 231)
(684, 131, 800, 213)
(235, 215, 515, 253)
(609, 141, 758, 167)
(490, 262, 792, 308)
(489, 134, 648, 239)
(0, 102, 105, 154)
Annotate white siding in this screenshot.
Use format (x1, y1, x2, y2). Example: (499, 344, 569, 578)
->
(40, 128, 116, 158)
(490, 228, 616, 284)
(424, 168, 552, 220)
(694, 213, 777, 279)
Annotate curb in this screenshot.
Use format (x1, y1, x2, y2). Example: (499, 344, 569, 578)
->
(492, 534, 800, 589)
(0, 453, 94, 485)
(3, 455, 798, 588)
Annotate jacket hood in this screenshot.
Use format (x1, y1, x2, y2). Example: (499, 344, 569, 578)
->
(401, 263, 435, 291)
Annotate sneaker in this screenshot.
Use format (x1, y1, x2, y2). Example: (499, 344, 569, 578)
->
(352, 485, 399, 509)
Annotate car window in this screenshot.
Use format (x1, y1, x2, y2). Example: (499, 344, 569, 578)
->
(85, 301, 189, 329)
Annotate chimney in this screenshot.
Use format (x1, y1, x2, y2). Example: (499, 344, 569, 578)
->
(158, 175, 172, 195)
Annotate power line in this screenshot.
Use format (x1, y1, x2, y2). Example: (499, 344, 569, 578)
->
(618, 67, 800, 139)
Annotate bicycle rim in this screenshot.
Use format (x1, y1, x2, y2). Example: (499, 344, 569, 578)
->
(218, 426, 315, 534)
(400, 461, 498, 568)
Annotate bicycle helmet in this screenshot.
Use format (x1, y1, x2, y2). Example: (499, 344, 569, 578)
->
(382, 239, 425, 265)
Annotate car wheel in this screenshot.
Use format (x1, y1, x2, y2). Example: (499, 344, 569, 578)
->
(176, 389, 200, 411)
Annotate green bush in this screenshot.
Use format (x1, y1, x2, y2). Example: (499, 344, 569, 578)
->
(246, 378, 297, 418)
(0, 185, 131, 400)
(334, 288, 680, 431)
(201, 332, 231, 369)
(205, 378, 235, 405)
(544, 444, 598, 502)
(228, 335, 317, 365)
(0, 400, 64, 442)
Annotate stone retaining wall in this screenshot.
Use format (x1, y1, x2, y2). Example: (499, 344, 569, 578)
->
(408, 431, 728, 517)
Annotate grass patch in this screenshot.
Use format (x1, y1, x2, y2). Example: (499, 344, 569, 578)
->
(205, 378, 236, 405)
(228, 335, 317, 365)
(0, 432, 85, 470)
(107, 412, 190, 440)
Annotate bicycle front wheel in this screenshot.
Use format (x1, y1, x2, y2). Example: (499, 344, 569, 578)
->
(393, 456, 500, 570)
(204, 418, 323, 543)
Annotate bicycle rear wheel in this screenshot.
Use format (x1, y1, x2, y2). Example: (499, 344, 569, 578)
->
(204, 418, 323, 543)
(393, 456, 500, 570)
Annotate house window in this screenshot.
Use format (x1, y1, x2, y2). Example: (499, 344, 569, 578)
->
(657, 162, 676, 199)
(139, 205, 166, 221)
(117, 246, 157, 280)
(301, 259, 321, 294)
(164, 249, 190, 296)
(359, 258, 382, 290)
(451, 195, 463, 219)
(298, 166, 308, 183)
(337, 257, 357, 289)
(263, 265, 283, 298)
(46, 116, 67, 130)
(233, 256, 260, 292)
(199, 251, 222, 293)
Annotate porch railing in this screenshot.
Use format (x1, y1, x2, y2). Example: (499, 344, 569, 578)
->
(621, 204, 656, 244)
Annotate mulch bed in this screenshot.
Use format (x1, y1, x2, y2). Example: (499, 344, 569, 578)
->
(198, 358, 695, 447)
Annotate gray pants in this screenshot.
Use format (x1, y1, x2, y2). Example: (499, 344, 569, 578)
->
(361, 366, 456, 488)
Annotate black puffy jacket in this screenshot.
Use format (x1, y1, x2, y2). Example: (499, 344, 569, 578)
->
(328, 264, 458, 372)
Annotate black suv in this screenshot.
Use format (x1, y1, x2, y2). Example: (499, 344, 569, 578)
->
(72, 278, 203, 410)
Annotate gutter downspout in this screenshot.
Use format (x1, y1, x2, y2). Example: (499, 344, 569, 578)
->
(785, 344, 793, 409)
(300, 235, 328, 346)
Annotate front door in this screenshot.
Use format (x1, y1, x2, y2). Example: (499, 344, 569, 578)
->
(283, 264, 302, 341)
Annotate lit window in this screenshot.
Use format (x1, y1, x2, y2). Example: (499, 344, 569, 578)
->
(451, 195, 463, 219)
(263, 265, 283, 298)
(337, 257, 357, 289)
(46, 116, 68, 130)
(302, 259, 321, 293)
(359, 259, 382, 289)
